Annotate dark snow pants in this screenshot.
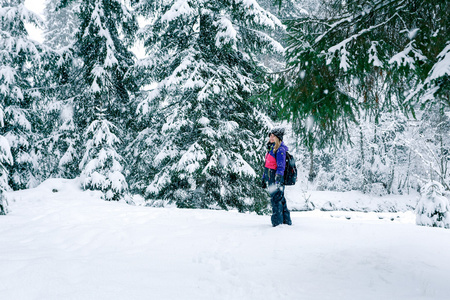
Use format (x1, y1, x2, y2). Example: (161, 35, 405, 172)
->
(265, 168, 292, 227)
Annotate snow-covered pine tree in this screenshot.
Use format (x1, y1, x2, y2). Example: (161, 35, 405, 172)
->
(402, 0, 449, 110)
(33, 0, 82, 179)
(255, 0, 311, 69)
(79, 108, 128, 201)
(44, 0, 80, 50)
(260, 0, 315, 19)
(0, 0, 44, 189)
(60, 0, 138, 200)
(0, 193, 8, 215)
(130, 0, 283, 212)
(44, 0, 81, 49)
(72, 0, 138, 126)
(0, 135, 13, 214)
(416, 181, 450, 229)
(34, 92, 81, 179)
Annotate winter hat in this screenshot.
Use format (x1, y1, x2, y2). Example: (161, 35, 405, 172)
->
(269, 127, 285, 141)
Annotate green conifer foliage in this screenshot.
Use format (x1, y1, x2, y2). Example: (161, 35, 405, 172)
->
(129, 0, 283, 212)
(0, 0, 44, 190)
(80, 111, 128, 201)
(272, 0, 449, 150)
(32, 0, 82, 180)
(44, 0, 80, 49)
(62, 0, 138, 200)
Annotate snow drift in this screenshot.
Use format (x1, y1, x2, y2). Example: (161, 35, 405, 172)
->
(1, 178, 450, 300)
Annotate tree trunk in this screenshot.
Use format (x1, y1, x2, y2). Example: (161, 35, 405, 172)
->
(308, 148, 315, 182)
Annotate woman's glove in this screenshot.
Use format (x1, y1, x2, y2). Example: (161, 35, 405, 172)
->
(261, 178, 267, 189)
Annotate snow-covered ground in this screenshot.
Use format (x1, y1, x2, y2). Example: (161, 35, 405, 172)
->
(1, 179, 449, 300)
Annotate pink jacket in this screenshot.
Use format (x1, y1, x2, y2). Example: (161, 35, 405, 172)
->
(265, 152, 277, 170)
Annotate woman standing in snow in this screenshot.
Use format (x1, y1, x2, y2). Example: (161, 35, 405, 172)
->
(262, 127, 292, 227)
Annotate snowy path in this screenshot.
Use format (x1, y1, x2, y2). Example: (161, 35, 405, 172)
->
(1, 179, 449, 300)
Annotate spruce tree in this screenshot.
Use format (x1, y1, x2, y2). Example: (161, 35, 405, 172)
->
(0, 135, 12, 214)
(416, 181, 450, 229)
(130, 0, 284, 212)
(34, 0, 82, 179)
(0, 0, 44, 190)
(44, 0, 81, 50)
(60, 0, 138, 200)
(272, 0, 449, 150)
(79, 108, 128, 201)
(260, 0, 315, 19)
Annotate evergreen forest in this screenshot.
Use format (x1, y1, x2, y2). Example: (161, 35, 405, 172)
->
(1, 0, 449, 213)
